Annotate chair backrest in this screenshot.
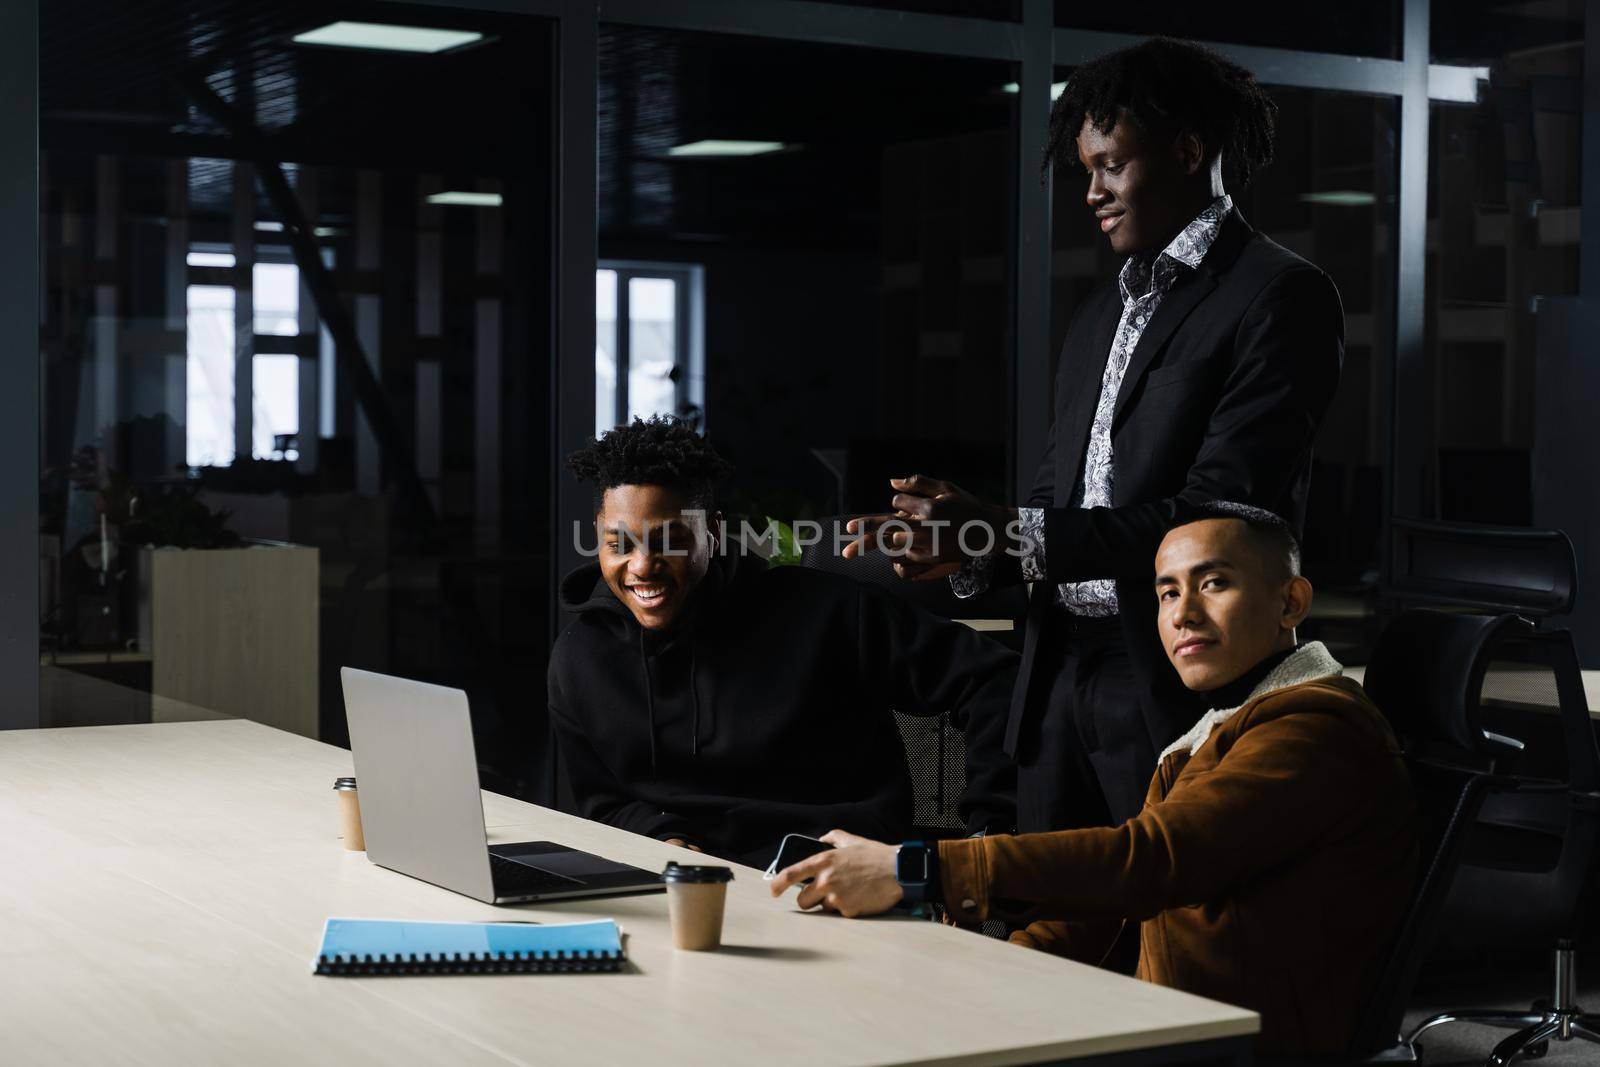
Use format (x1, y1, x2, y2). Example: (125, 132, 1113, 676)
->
(1348, 608, 1522, 1055)
(1383, 520, 1598, 941)
(891, 709, 967, 834)
(798, 518, 1023, 835)
(1364, 609, 1530, 762)
(1428, 623, 1600, 954)
(1387, 518, 1577, 617)
(1352, 598, 1600, 1053)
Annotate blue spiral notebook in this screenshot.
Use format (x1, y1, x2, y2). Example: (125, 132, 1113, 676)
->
(313, 917, 625, 976)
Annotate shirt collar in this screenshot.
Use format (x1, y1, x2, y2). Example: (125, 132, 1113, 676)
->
(1119, 194, 1234, 299)
(1162, 194, 1233, 268)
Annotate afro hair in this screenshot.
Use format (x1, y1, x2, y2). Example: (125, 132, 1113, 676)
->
(566, 416, 734, 513)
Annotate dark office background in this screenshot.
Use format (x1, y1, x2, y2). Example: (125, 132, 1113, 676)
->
(9, 0, 1597, 809)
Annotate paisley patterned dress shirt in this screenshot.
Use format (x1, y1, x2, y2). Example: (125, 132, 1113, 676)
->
(952, 195, 1234, 616)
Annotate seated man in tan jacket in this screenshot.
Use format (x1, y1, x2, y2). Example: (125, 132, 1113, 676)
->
(769, 503, 1419, 1057)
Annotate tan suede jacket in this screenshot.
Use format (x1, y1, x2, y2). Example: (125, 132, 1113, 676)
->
(938, 643, 1418, 1056)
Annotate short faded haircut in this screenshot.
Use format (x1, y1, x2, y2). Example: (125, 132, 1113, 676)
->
(1177, 501, 1301, 578)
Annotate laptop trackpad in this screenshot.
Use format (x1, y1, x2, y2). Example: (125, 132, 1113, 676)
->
(492, 842, 640, 878)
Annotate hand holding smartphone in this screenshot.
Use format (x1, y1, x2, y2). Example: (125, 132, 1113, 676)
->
(763, 833, 834, 881)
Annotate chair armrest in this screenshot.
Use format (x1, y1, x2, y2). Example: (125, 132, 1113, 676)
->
(1571, 790, 1600, 812)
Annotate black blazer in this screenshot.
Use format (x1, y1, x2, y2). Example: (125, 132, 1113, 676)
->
(1005, 209, 1345, 822)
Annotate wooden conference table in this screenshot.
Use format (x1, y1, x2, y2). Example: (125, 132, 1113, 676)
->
(0, 719, 1257, 1066)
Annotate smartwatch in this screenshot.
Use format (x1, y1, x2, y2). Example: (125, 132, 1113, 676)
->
(895, 841, 936, 907)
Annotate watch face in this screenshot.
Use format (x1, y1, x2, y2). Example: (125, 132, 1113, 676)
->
(896, 845, 928, 883)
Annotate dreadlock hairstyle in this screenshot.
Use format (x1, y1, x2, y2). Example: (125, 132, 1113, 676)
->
(566, 415, 734, 514)
(1045, 38, 1278, 191)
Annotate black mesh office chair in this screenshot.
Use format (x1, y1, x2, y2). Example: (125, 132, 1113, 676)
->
(1355, 520, 1599, 1064)
(797, 520, 1025, 834)
(1352, 610, 1554, 1062)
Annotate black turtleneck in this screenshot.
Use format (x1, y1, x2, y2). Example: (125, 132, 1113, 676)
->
(1200, 645, 1298, 711)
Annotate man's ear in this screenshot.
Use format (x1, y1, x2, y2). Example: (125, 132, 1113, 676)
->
(1281, 575, 1314, 632)
(709, 510, 725, 552)
(1176, 130, 1207, 175)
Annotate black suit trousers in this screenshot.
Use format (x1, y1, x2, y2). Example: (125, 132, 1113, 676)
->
(1015, 615, 1152, 834)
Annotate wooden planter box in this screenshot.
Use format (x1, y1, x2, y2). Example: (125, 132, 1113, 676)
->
(139, 543, 320, 738)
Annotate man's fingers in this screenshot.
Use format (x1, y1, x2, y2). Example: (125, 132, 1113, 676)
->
(845, 514, 894, 546)
(769, 852, 830, 896)
(820, 829, 864, 848)
(894, 560, 962, 582)
(840, 515, 884, 559)
(890, 473, 951, 497)
(845, 515, 917, 555)
(795, 881, 826, 911)
(889, 493, 934, 519)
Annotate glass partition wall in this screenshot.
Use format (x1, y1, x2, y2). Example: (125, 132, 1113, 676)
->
(1426, 2, 1585, 526)
(38, 1, 558, 794)
(14, 0, 1587, 760)
(597, 25, 1019, 521)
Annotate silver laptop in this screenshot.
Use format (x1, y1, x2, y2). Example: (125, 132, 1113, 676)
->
(340, 667, 664, 904)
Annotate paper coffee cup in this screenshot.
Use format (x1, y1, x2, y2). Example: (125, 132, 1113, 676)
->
(334, 777, 365, 851)
(662, 862, 733, 950)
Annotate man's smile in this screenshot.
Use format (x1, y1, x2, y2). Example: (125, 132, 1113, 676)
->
(626, 582, 670, 607)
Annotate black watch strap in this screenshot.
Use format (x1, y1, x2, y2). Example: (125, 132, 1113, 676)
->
(896, 841, 942, 907)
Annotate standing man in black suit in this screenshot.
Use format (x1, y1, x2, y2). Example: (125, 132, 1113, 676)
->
(845, 38, 1345, 835)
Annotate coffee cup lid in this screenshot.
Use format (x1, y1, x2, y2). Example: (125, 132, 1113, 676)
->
(661, 861, 733, 884)
(333, 776, 357, 790)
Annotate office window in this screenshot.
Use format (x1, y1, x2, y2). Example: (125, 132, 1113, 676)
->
(251, 355, 299, 461)
(252, 260, 300, 460)
(253, 262, 299, 337)
(186, 284, 236, 469)
(183, 256, 304, 465)
(594, 261, 704, 437)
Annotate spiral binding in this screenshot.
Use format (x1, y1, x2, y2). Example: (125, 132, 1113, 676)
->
(315, 947, 624, 976)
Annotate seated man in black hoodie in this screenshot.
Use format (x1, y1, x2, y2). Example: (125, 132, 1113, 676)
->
(548, 416, 1019, 868)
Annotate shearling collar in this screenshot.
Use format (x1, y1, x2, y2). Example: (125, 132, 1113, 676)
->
(1157, 641, 1345, 767)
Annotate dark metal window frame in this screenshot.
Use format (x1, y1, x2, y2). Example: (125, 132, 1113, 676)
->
(3, 0, 1540, 727)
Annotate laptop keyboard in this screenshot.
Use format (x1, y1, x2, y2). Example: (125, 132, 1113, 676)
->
(489, 852, 587, 897)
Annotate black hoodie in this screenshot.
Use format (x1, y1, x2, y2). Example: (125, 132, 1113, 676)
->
(548, 549, 1019, 868)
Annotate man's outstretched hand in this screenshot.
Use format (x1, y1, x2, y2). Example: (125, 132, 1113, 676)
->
(841, 475, 1013, 581)
(767, 829, 904, 918)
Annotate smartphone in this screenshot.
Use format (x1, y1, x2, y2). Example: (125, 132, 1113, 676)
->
(763, 833, 834, 881)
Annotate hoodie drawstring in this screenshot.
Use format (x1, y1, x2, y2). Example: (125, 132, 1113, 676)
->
(639, 628, 658, 770)
(689, 636, 701, 757)
(641, 626, 711, 765)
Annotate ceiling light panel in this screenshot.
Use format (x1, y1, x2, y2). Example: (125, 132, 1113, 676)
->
(292, 22, 483, 54)
(425, 191, 503, 207)
(666, 140, 786, 158)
